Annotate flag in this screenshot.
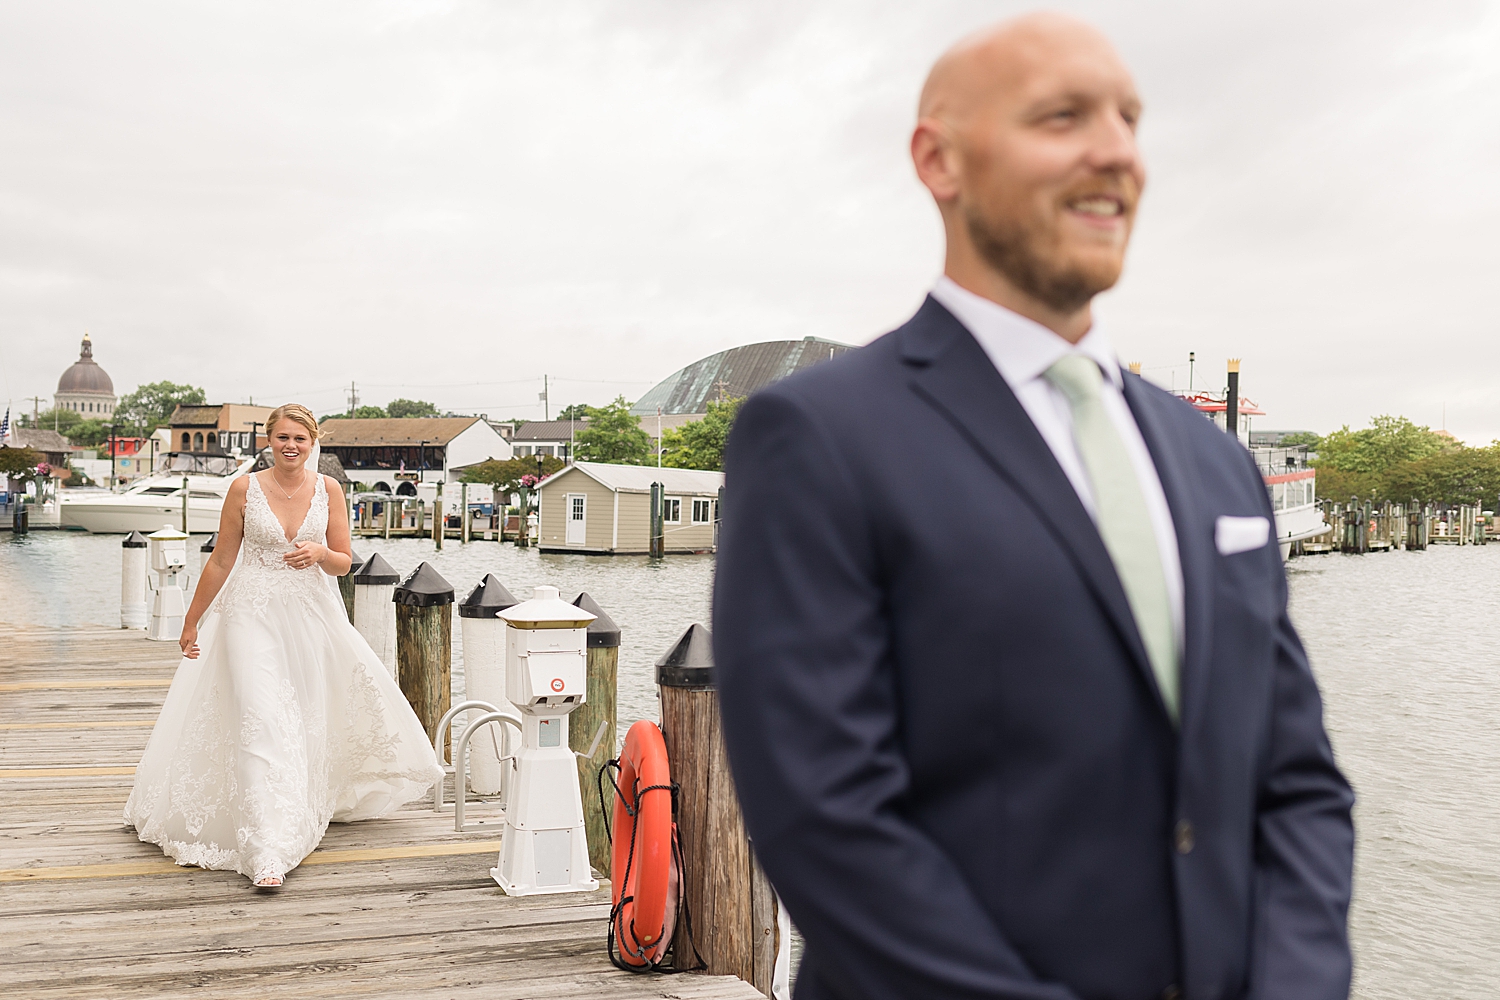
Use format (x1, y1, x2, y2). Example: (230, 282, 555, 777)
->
(0, 406, 11, 446)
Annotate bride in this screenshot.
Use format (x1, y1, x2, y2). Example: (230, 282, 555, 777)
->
(125, 403, 443, 887)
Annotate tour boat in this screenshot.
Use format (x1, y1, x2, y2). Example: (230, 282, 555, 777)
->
(59, 454, 252, 534)
(1173, 391, 1326, 559)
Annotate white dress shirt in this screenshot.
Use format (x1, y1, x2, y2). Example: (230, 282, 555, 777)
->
(930, 276, 1185, 654)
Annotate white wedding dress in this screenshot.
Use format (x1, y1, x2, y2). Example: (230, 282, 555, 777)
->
(125, 471, 443, 884)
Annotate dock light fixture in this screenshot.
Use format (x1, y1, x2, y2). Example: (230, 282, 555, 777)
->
(489, 585, 603, 896)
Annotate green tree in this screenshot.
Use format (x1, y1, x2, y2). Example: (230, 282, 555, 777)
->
(556, 403, 590, 421)
(1316, 415, 1454, 474)
(660, 397, 742, 471)
(0, 446, 43, 477)
(323, 405, 389, 420)
(66, 419, 112, 448)
(460, 455, 566, 494)
(115, 381, 206, 436)
(573, 396, 652, 465)
(1279, 431, 1320, 449)
(386, 398, 441, 419)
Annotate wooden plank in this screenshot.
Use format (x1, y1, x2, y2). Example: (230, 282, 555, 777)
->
(0, 678, 173, 692)
(0, 839, 507, 882)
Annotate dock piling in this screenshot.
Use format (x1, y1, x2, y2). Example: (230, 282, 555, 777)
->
(657, 624, 780, 994)
(120, 531, 148, 629)
(571, 592, 620, 876)
(435, 482, 444, 550)
(353, 552, 400, 677)
(458, 574, 520, 794)
(395, 562, 455, 753)
(339, 551, 364, 623)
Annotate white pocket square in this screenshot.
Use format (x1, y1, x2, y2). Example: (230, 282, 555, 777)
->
(1216, 515, 1270, 555)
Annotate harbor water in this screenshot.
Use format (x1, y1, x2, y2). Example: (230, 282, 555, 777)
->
(2, 532, 1496, 996)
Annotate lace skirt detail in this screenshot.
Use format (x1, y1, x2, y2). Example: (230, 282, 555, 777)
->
(124, 577, 443, 880)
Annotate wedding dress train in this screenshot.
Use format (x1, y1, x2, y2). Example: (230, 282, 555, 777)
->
(124, 472, 442, 883)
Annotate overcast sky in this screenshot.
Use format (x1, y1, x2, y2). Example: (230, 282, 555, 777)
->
(1, 1, 1496, 439)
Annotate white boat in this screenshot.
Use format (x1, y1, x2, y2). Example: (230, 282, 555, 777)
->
(60, 454, 252, 534)
(1172, 391, 1326, 559)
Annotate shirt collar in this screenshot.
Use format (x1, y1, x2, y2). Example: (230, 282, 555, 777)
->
(930, 275, 1122, 390)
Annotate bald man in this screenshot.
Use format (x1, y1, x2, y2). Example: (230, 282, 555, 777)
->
(714, 14, 1353, 1000)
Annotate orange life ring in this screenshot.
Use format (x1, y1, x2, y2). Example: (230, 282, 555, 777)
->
(609, 720, 678, 969)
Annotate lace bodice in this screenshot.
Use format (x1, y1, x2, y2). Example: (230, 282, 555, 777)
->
(212, 471, 331, 615)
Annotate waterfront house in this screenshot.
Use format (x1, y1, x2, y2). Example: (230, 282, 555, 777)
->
(536, 461, 722, 554)
(318, 417, 512, 494)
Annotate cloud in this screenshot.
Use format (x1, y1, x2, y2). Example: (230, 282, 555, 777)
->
(0, 0, 1495, 439)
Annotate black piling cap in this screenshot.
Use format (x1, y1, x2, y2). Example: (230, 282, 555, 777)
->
(458, 574, 519, 619)
(346, 551, 366, 577)
(656, 623, 713, 688)
(394, 561, 454, 607)
(573, 592, 620, 648)
(122, 531, 148, 549)
(353, 551, 400, 585)
(200, 532, 219, 553)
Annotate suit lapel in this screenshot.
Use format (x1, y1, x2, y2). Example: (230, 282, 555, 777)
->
(1121, 375, 1214, 738)
(901, 298, 1164, 716)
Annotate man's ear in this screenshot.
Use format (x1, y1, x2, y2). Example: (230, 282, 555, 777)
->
(911, 119, 962, 203)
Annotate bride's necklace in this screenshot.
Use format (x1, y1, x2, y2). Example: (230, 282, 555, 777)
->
(269, 467, 307, 501)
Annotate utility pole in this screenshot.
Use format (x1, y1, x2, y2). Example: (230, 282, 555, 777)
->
(347, 381, 359, 418)
(26, 396, 43, 428)
(539, 375, 549, 421)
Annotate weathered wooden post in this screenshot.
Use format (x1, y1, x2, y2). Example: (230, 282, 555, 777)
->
(434, 481, 444, 550)
(650, 482, 665, 559)
(120, 531, 148, 629)
(416, 499, 426, 537)
(458, 573, 519, 794)
(460, 482, 470, 544)
(395, 562, 454, 750)
(658, 624, 780, 993)
(339, 551, 364, 623)
(570, 592, 619, 875)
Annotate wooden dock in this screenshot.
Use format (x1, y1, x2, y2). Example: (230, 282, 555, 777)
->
(0, 623, 762, 1000)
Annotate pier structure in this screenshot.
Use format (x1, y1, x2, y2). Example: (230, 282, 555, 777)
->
(0, 623, 762, 1000)
(1300, 499, 1493, 555)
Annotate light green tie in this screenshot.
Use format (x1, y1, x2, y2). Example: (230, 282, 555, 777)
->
(1045, 355, 1179, 722)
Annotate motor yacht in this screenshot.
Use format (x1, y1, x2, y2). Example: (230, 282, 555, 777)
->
(60, 453, 252, 534)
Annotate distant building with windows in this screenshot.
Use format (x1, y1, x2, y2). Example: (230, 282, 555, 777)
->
(54, 334, 117, 418)
(318, 416, 512, 493)
(168, 404, 274, 458)
(536, 461, 722, 555)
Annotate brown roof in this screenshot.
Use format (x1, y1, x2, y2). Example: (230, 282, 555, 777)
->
(169, 404, 224, 427)
(10, 428, 72, 453)
(317, 417, 481, 447)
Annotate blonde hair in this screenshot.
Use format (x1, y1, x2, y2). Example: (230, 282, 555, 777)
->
(265, 403, 320, 441)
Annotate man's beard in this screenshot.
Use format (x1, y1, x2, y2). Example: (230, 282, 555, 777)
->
(964, 204, 1117, 314)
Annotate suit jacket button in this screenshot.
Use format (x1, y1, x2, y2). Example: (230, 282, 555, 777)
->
(1161, 987, 1182, 1000)
(1174, 819, 1195, 855)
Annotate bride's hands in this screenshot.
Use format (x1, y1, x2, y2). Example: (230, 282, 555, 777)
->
(179, 623, 200, 659)
(284, 541, 326, 570)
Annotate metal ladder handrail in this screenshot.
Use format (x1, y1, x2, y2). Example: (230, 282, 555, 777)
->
(432, 700, 499, 811)
(454, 710, 524, 833)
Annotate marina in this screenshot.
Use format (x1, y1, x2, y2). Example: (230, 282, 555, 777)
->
(2, 533, 1497, 996)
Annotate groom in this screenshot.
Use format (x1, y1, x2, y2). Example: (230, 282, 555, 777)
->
(714, 13, 1354, 1000)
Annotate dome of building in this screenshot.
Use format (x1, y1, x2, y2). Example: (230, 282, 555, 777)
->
(631, 337, 854, 416)
(57, 334, 114, 395)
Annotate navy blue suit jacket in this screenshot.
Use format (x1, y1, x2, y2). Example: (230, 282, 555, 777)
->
(713, 298, 1354, 1000)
